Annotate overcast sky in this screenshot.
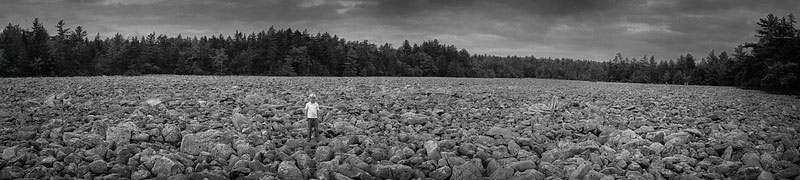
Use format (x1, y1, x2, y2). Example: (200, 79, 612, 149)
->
(1, 0, 798, 61)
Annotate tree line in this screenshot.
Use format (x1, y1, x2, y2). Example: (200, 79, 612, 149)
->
(1, 14, 797, 94)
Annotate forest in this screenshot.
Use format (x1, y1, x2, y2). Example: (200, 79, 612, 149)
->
(1, 14, 798, 94)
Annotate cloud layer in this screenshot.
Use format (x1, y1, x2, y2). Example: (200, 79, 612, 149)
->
(1, 0, 798, 60)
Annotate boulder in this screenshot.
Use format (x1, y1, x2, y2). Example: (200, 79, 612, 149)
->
(314, 146, 333, 162)
(487, 126, 520, 139)
(210, 143, 235, 162)
(131, 169, 151, 180)
(607, 129, 642, 145)
(180, 129, 228, 155)
(489, 167, 514, 180)
(451, 161, 482, 180)
(511, 169, 545, 180)
(151, 156, 183, 177)
(278, 161, 304, 180)
(400, 112, 431, 125)
(430, 166, 452, 180)
(508, 160, 537, 172)
(89, 159, 108, 174)
(232, 113, 252, 131)
(373, 164, 414, 180)
(106, 122, 138, 145)
(162, 124, 181, 143)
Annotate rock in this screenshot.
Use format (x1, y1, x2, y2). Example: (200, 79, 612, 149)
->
(278, 161, 304, 180)
(314, 146, 333, 162)
(430, 166, 452, 180)
(151, 156, 183, 177)
(664, 132, 691, 146)
(451, 161, 482, 180)
(780, 148, 800, 162)
(131, 169, 151, 180)
(162, 124, 182, 143)
(180, 129, 227, 155)
(333, 121, 362, 135)
(508, 160, 537, 172)
(425, 141, 442, 160)
(709, 161, 741, 176)
(188, 171, 228, 180)
(569, 163, 592, 180)
(373, 164, 414, 180)
(683, 128, 703, 137)
(235, 142, 257, 158)
(106, 122, 137, 145)
(507, 141, 521, 156)
(391, 147, 415, 162)
(512, 169, 545, 180)
(144, 98, 162, 106)
(607, 129, 642, 145)
(232, 113, 252, 131)
(86, 159, 107, 174)
(400, 112, 431, 125)
(742, 152, 761, 167)
(647, 142, 665, 155)
(489, 167, 513, 180)
(662, 154, 697, 165)
(14, 131, 36, 140)
(760, 153, 777, 169)
(735, 167, 763, 180)
(2, 146, 16, 160)
(487, 126, 520, 139)
(758, 171, 774, 180)
(776, 166, 800, 178)
(211, 143, 235, 162)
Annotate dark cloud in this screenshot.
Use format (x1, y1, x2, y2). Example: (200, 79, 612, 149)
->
(0, 0, 796, 61)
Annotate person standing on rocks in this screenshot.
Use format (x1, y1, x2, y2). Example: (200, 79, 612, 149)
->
(304, 93, 322, 141)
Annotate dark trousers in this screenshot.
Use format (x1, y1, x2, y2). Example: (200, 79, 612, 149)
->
(307, 118, 319, 139)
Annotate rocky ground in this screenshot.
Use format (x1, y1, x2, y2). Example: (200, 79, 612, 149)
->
(1, 75, 799, 180)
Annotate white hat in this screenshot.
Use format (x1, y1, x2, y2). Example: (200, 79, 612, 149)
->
(309, 93, 317, 98)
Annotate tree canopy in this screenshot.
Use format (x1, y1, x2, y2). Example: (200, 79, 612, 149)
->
(1, 14, 797, 94)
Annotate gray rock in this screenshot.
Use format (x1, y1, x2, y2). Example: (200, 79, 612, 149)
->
(180, 129, 227, 155)
(451, 161, 482, 180)
(314, 146, 333, 162)
(742, 152, 761, 167)
(232, 113, 252, 131)
(664, 132, 691, 146)
(89, 159, 108, 174)
(662, 155, 697, 165)
(400, 112, 431, 125)
(373, 164, 414, 180)
(487, 126, 520, 139)
(106, 122, 138, 145)
(757, 171, 774, 180)
(278, 161, 304, 180)
(162, 124, 181, 143)
(131, 169, 151, 180)
(511, 169, 545, 180)
(489, 167, 513, 180)
(508, 160, 537, 172)
(569, 163, 592, 180)
(151, 156, 183, 177)
(507, 141, 521, 156)
(211, 143, 235, 162)
(607, 129, 642, 145)
(2, 146, 16, 160)
(430, 166, 452, 180)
